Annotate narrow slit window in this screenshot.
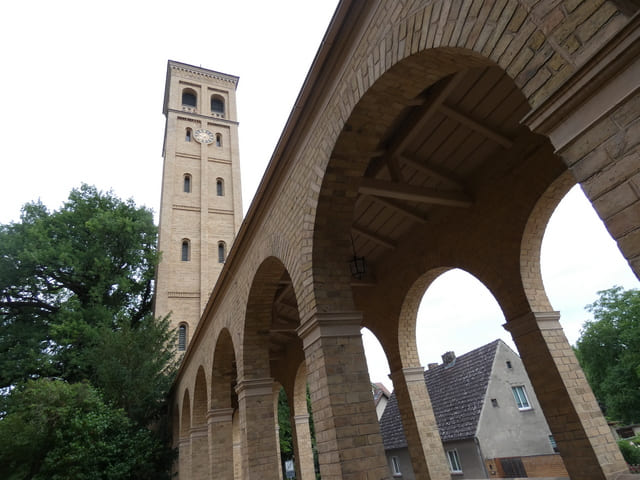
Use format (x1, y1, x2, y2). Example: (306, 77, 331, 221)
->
(218, 241, 226, 263)
(185, 128, 192, 142)
(216, 133, 222, 147)
(216, 178, 224, 196)
(181, 239, 190, 262)
(178, 324, 187, 351)
(183, 174, 191, 193)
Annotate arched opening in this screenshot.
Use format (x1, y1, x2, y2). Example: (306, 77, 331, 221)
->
(179, 389, 192, 478)
(182, 88, 197, 108)
(181, 239, 190, 262)
(191, 367, 209, 478)
(183, 173, 191, 193)
(216, 178, 224, 196)
(211, 95, 224, 116)
(185, 127, 192, 142)
(217, 241, 226, 263)
(178, 323, 188, 351)
(216, 133, 222, 147)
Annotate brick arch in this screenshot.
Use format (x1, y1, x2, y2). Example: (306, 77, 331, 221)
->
(180, 389, 191, 439)
(307, 0, 632, 316)
(292, 361, 308, 417)
(211, 327, 237, 410)
(241, 255, 292, 380)
(520, 169, 576, 312)
(192, 366, 208, 426)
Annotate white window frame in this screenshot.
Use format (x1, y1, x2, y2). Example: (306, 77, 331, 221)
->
(512, 385, 532, 410)
(390, 456, 401, 476)
(447, 449, 462, 474)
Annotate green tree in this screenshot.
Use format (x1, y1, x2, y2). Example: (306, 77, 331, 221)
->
(0, 185, 176, 478)
(0, 379, 166, 480)
(0, 184, 159, 386)
(575, 286, 640, 424)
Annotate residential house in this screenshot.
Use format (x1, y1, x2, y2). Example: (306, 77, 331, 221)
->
(379, 340, 568, 479)
(372, 382, 391, 420)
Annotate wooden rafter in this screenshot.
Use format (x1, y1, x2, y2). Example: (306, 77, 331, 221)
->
(398, 154, 465, 190)
(363, 194, 428, 224)
(439, 103, 513, 149)
(351, 224, 396, 250)
(358, 178, 472, 207)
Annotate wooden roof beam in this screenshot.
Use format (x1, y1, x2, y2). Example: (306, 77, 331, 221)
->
(351, 225, 397, 250)
(363, 194, 428, 224)
(439, 104, 513, 149)
(359, 178, 473, 207)
(398, 154, 465, 190)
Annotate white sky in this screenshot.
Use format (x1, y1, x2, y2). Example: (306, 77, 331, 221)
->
(1, 1, 638, 391)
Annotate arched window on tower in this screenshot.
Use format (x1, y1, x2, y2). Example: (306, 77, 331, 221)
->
(181, 239, 190, 262)
(183, 174, 191, 193)
(211, 95, 224, 116)
(218, 241, 226, 263)
(178, 324, 187, 351)
(216, 178, 224, 196)
(182, 89, 197, 108)
(185, 127, 192, 142)
(216, 133, 222, 147)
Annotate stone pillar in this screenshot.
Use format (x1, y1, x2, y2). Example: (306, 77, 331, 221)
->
(292, 414, 316, 480)
(179, 437, 192, 480)
(298, 312, 390, 480)
(190, 424, 209, 480)
(233, 411, 242, 480)
(208, 408, 234, 480)
(504, 311, 628, 479)
(235, 378, 281, 479)
(388, 366, 450, 480)
(273, 385, 284, 478)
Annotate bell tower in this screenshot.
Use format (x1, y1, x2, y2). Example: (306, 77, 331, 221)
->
(155, 60, 243, 352)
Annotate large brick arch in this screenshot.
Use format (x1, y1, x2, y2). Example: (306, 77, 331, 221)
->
(211, 328, 237, 410)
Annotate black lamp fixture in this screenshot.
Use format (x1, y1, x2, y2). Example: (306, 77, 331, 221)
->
(349, 235, 366, 279)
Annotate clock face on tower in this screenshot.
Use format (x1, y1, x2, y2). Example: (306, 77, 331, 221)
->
(194, 129, 214, 144)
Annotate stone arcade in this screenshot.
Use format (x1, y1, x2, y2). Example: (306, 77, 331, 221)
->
(156, 1, 640, 479)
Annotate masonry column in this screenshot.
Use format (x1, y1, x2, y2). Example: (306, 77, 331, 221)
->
(208, 408, 234, 479)
(298, 312, 390, 480)
(179, 437, 192, 480)
(504, 311, 628, 479)
(190, 424, 209, 480)
(388, 366, 450, 480)
(235, 378, 281, 479)
(291, 413, 316, 480)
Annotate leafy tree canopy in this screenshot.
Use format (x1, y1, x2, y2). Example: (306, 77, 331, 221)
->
(0, 185, 176, 479)
(575, 286, 640, 424)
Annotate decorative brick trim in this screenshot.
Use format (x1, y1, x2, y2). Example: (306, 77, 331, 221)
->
(389, 366, 426, 385)
(207, 408, 234, 424)
(297, 312, 362, 349)
(235, 378, 273, 399)
(190, 424, 208, 438)
(503, 311, 561, 339)
(294, 414, 310, 425)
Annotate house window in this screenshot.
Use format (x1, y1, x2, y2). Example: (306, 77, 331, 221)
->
(178, 324, 187, 351)
(182, 89, 197, 107)
(218, 241, 226, 263)
(211, 95, 224, 115)
(549, 435, 559, 453)
(447, 450, 462, 474)
(185, 127, 192, 142)
(216, 133, 222, 147)
(216, 178, 224, 196)
(512, 386, 531, 410)
(183, 174, 191, 193)
(391, 456, 401, 476)
(181, 239, 190, 262)
(506, 360, 512, 369)
(491, 398, 498, 407)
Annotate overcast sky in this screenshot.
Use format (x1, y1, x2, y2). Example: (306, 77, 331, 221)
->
(1, 1, 638, 391)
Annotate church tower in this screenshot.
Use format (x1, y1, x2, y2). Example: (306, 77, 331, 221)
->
(155, 60, 243, 352)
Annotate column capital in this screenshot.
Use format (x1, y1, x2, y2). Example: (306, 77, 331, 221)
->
(294, 414, 310, 425)
(207, 407, 234, 424)
(234, 377, 273, 400)
(503, 311, 561, 339)
(190, 424, 208, 438)
(297, 311, 362, 349)
(389, 366, 425, 384)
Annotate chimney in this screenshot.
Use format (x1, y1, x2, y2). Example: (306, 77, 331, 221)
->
(427, 363, 439, 370)
(442, 351, 456, 366)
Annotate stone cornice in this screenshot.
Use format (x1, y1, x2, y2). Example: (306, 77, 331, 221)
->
(169, 60, 239, 87)
(523, 14, 640, 152)
(297, 312, 362, 349)
(503, 311, 561, 339)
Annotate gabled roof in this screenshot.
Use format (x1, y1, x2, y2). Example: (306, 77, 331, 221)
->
(380, 340, 501, 450)
(372, 382, 391, 407)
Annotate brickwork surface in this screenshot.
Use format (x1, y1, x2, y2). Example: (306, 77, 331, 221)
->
(164, 1, 640, 479)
